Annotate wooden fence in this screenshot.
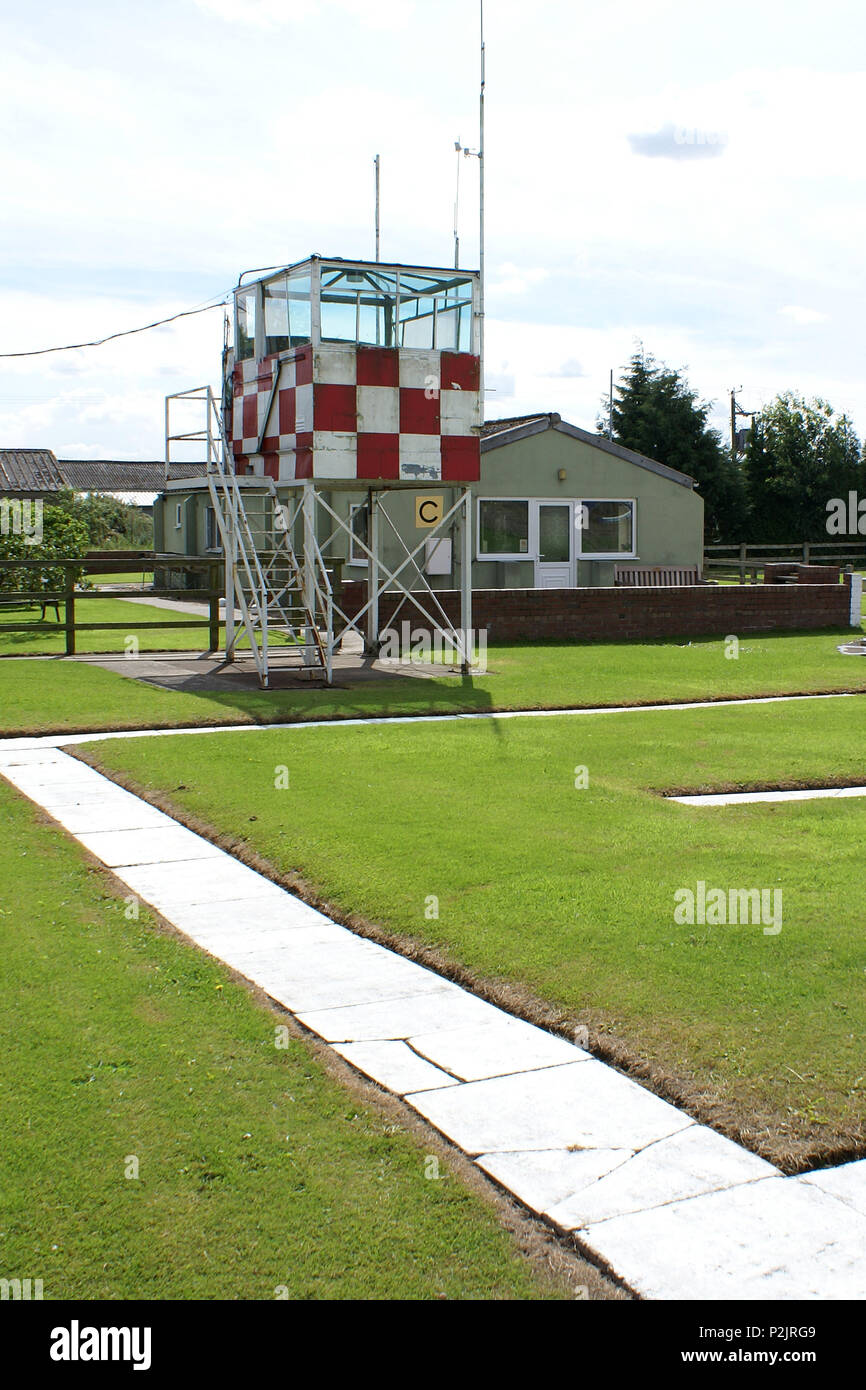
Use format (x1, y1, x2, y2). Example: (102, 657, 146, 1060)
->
(0, 554, 223, 656)
(704, 541, 866, 584)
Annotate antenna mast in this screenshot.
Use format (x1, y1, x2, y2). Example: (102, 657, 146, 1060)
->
(374, 154, 380, 261)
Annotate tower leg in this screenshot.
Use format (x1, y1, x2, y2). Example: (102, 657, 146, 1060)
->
(460, 487, 473, 673)
(365, 491, 380, 656)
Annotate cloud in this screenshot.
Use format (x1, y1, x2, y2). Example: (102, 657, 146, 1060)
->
(628, 121, 728, 160)
(779, 304, 829, 325)
(488, 264, 550, 296)
(547, 358, 587, 379)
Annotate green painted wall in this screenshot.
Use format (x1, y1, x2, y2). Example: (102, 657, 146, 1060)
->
(156, 423, 704, 589)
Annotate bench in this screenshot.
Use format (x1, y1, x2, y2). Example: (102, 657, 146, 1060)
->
(614, 566, 702, 587)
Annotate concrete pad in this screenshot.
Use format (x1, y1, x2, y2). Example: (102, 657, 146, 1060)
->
(231, 932, 452, 1012)
(583, 1176, 866, 1300)
(406, 1060, 694, 1155)
(333, 1041, 460, 1095)
(116, 857, 288, 911)
(545, 1124, 778, 1229)
(71, 825, 225, 867)
(409, 1015, 586, 1081)
(43, 802, 177, 834)
(477, 1148, 633, 1216)
(296, 984, 511, 1044)
(800, 1159, 866, 1217)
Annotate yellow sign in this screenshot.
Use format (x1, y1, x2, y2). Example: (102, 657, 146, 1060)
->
(415, 495, 444, 528)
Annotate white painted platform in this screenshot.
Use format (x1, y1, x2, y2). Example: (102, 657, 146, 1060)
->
(2, 738, 865, 1300)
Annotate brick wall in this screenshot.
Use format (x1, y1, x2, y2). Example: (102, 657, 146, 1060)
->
(340, 579, 853, 643)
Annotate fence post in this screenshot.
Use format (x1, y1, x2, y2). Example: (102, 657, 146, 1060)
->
(803, 542, 810, 565)
(208, 563, 220, 652)
(64, 564, 76, 656)
(739, 544, 747, 585)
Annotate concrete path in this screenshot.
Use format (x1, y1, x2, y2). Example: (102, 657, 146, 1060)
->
(1, 738, 864, 1300)
(671, 786, 866, 806)
(1, 688, 861, 756)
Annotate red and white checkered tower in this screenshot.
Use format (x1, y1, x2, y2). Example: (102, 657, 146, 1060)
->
(168, 256, 483, 687)
(225, 257, 481, 486)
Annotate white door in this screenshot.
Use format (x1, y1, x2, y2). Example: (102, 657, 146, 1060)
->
(533, 502, 573, 587)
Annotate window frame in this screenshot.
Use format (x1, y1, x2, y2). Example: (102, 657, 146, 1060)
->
(347, 501, 369, 567)
(475, 496, 638, 562)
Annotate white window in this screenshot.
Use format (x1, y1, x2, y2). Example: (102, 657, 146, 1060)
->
(578, 500, 635, 557)
(477, 499, 530, 559)
(175, 503, 182, 529)
(348, 503, 369, 565)
(477, 497, 636, 560)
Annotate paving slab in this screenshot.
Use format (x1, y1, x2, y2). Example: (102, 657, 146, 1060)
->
(296, 984, 511, 1044)
(477, 1148, 634, 1215)
(117, 857, 289, 912)
(228, 931, 452, 1013)
(406, 1060, 694, 1155)
(799, 1159, 866, 1218)
(333, 1041, 460, 1095)
(409, 1014, 587, 1081)
(169, 896, 333, 942)
(581, 1176, 866, 1300)
(72, 825, 226, 867)
(545, 1124, 779, 1229)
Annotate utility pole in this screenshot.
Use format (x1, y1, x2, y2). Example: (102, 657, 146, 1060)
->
(731, 387, 756, 464)
(609, 368, 614, 440)
(374, 154, 380, 262)
(453, 4, 485, 410)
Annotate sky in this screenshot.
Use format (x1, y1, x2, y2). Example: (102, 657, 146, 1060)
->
(2, 0, 866, 459)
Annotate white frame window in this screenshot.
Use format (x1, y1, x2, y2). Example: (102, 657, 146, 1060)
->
(476, 497, 637, 562)
(577, 498, 637, 560)
(175, 502, 183, 530)
(476, 497, 531, 561)
(347, 502, 369, 566)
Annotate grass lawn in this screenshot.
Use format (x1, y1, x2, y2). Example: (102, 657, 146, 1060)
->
(79, 694, 866, 1167)
(3, 626, 866, 737)
(0, 598, 297, 658)
(0, 779, 571, 1301)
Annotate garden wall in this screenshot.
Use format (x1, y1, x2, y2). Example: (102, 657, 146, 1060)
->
(340, 578, 856, 643)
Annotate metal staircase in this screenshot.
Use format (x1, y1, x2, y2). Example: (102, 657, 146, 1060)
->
(164, 387, 332, 688)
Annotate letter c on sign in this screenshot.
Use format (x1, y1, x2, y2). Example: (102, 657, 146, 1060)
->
(415, 495, 444, 528)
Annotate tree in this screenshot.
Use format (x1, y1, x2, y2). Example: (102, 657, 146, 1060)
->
(744, 394, 864, 542)
(602, 348, 747, 542)
(52, 490, 153, 549)
(0, 503, 89, 596)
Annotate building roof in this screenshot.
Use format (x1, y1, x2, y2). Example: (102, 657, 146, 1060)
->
(480, 413, 697, 489)
(0, 449, 67, 493)
(57, 461, 203, 492)
(0, 450, 203, 494)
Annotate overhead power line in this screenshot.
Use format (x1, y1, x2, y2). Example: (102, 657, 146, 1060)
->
(0, 298, 229, 360)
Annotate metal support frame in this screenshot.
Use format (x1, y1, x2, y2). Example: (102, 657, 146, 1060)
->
(165, 388, 476, 689)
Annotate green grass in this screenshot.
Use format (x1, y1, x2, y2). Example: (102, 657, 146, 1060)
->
(0, 780, 565, 1301)
(0, 598, 296, 657)
(3, 626, 866, 737)
(86, 570, 155, 586)
(81, 695, 866, 1159)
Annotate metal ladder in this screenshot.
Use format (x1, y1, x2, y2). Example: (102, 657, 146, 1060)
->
(165, 387, 332, 688)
